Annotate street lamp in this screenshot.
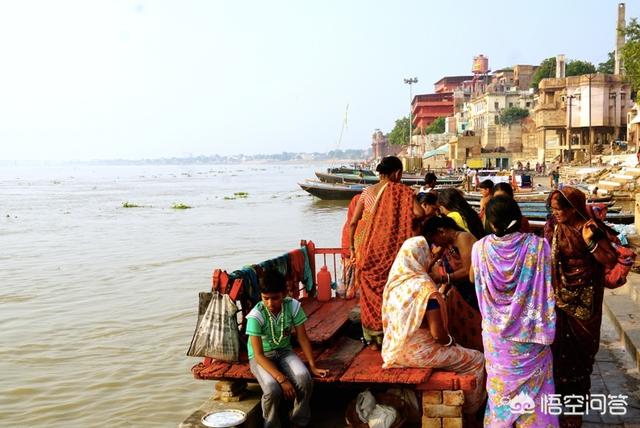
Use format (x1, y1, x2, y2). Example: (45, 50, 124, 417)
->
(404, 77, 418, 153)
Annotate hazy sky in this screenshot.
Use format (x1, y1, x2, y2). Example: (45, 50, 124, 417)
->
(0, 0, 635, 161)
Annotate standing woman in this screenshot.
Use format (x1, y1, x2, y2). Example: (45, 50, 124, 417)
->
(422, 215, 483, 352)
(472, 196, 557, 427)
(544, 187, 616, 428)
(348, 156, 423, 349)
(437, 188, 485, 240)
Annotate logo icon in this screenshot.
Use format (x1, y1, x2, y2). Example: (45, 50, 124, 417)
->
(508, 392, 536, 414)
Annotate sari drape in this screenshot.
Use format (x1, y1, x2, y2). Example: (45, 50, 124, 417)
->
(544, 188, 616, 402)
(382, 236, 486, 414)
(472, 232, 557, 427)
(356, 182, 415, 336)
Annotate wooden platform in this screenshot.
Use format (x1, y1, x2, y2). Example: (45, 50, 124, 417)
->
(191, 296, 477, 392)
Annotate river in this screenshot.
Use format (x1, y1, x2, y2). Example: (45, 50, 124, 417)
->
(0, 163, 348, 427)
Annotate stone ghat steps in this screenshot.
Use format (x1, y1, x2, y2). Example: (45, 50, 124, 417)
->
(603, 273, 640, 371)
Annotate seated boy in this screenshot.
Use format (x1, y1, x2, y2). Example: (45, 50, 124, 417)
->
(247, 269, 329, 428)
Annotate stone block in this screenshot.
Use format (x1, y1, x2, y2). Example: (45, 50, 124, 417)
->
(422, 390, 443, 405)
(420, 416, 442, 428)
(442, 417, 463, 428)
(442, 390, 464, 406)
(215, 380, 247, 393)
(423, 404, 463, 418)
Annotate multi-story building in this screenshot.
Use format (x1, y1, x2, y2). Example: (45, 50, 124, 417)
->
(465, 86, 535, 152)
(534, 73, 632, 162)
(371, 129, 400, 160)
(411, 75, 473, 131)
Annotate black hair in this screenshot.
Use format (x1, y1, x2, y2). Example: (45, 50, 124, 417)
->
(260, 269, 287, 294)
(376, 156, 403, 176)
(424, 172, 437, 186)
(421, 215, 465, 240)
(436, 188, 485, 239)
(493, 182, 514, 197)
(417, 191, 438, 205)
(479, 179, 494, 190)
(485, 196, 522, 237)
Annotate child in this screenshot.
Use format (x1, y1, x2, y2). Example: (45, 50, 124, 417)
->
(247, 269, 328, 428)
(477, 179, 494, 223)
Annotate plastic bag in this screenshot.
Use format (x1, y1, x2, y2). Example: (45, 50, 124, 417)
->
(187, 291, 240, 361)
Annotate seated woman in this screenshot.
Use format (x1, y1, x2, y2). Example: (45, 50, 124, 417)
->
(422, 216, 483, 352)
(471, 196, 558, 427)
(437, 188, 485, 240)
(381, 235, 485, 416)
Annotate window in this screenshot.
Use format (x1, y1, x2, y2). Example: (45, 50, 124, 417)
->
(526, 102, 531, 108)
(509, 102, 513, 108)
(495, 116, 499, 124)
(494, 102, 499, 110)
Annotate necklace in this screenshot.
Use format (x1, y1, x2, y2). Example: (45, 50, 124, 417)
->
(266, 307, 285, 345)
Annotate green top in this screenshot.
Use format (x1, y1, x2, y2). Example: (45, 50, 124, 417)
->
(245, 297, 307, 359)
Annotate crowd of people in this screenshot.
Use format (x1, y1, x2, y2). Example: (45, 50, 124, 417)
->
(247, 155, 618, 428)
(347, 156, 618, 428)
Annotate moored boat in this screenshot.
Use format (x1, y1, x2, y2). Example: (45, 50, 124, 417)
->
(299, 180, 367, 200)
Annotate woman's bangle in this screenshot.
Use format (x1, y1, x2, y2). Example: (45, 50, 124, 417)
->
(446, 273, 451, 284)
(276, 375, 286, 384)
(586, 240, 596, 252)
(444, 334, 454, 347)
(589, 242, 599, 253)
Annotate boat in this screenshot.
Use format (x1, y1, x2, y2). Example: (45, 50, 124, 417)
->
(298, 180, 367, 200)
(464, 190, 613, 204)
(315, 168, 464, 187)
(315, 167, 379, 184)
(520, 210, 634, 224)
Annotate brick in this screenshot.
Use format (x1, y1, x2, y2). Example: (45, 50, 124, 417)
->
(442, 417, 463, 428)
(215, 381, 247, 393)
(423, 404, 463, 418)
(214, 391, 244, 402)
(420, 416, 442, 428)
(422, 390, 443, 405)
(442, 390, 465, 406)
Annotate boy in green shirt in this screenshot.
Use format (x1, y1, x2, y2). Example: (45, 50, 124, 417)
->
(247, 269, 328, 428)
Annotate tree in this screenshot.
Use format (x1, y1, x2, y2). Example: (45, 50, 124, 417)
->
(566, 60, 596, 76)
(622, 18, 640, 92)
(531, 57, 556, 89)
(388, 116, 410, 146)
(498, 107, 529, 126)
(425, 117, 446, 134)
(531, 57, 596, 89)
(597, 51, 615, 74)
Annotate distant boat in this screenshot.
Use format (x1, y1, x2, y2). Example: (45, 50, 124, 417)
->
(299, 180, 367, 200)
(315, 167, 464, 187)
(464, 190, 612, 204)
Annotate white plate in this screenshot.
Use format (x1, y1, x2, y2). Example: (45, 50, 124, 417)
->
(201, 409, 247, 428)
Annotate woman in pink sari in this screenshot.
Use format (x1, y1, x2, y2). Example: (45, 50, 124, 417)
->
(471, 196, 558, 427)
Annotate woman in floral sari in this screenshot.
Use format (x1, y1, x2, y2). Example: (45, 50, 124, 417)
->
(382, 235, 485, 415)
(348, 156, 423, 349)
(544, 187, 616, 428)
(471, 195, 558, 427)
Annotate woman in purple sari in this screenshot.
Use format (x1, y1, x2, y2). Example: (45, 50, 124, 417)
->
(471, 196, 558, 427)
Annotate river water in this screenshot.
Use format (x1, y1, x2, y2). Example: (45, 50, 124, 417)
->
(0, 163, 348, 427)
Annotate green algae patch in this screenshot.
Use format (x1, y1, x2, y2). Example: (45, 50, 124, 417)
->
(172, 203, 192, 209)
(122, 202, 141, 208)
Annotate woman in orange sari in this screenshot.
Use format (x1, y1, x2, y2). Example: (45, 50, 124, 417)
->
(348, 156, 423, 349)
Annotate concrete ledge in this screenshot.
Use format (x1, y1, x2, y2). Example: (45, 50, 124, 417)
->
(603, 278, 640, 371)
(178, 384, 262, 428)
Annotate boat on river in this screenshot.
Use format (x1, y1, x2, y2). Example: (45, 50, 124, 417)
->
(315, 167, 464, 187)
(299, 180, 367, 200)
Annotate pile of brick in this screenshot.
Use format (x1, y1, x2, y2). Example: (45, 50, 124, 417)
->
(421, 389, 465, 428)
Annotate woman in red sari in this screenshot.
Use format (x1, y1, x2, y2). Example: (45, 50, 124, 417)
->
(348, 156, 423, 349)
(544, 187, 616, 428)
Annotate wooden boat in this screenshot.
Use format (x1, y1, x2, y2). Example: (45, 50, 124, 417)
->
(464, 190, 613, 204)
(316, 168, 464, 187)
(521, 210, 634, 224)
(299, 180, 367, 200)
(315, 168, 378, 184)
